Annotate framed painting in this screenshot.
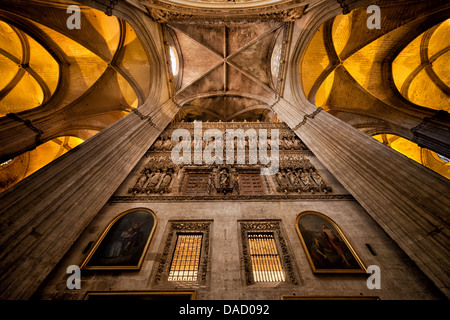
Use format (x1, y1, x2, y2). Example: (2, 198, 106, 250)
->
(81, 208, 157, 270)
(295, 211, 366, 273)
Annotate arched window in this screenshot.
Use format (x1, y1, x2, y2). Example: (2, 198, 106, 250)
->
(295, 211, 366, 273)
(169, 46, 179, 76)
(81, 208, 156, 270)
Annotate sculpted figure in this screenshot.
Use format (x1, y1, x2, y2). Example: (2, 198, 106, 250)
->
(146, 169, 162, 193)
(158, 169, 173, 193)
(152, 138, 163, 151)
(282, 137, 293, 150)
(162, 138, 173, 151)
(293, 137, 303, 150)
(137, 170, 149, 188)
(275, 170, 289, 193)
(219, 168, 230, 189)
(287, 168, 300, 186)
(310, 168, 324, 187)
(298, 168, 314, 192)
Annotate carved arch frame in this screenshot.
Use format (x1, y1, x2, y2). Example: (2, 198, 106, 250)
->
(295, 211, 366, 274)
(80, 207, 157, 270)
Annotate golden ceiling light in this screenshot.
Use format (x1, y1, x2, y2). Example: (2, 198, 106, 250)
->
(300, 25, 330, 101)
(300, 11, 449, 112)
(373, 134, 449, 179)
(0, 20, 59, 116)
(0, 136, 85, 193)
(392, 19, 450, 111)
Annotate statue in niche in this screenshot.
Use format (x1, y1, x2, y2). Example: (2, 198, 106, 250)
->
(275, 170, 290, 193)
(282, 137, 294, 150)
(162, 138, 173, 151)
(286, 168, 302, 192)
(213, 167, 235, 195)
(152, 138, 163, 151)
(293, 137, 304, 150)
(298, 168, 314, 193)
(157, 168, 174, 193)
(146, 169, 162, 193)
(310, 168, 323, 186)
(219, 168, 230, 189)
(267, 137, 272, 150)
(128, 169, 150, 194)
(310, 168, 332, 193)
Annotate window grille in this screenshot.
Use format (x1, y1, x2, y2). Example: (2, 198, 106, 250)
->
(168, 233, 203, 281)
(239, 173, 264, 195)
(248, 232, 285, 282)
(183, 173, 210, 196)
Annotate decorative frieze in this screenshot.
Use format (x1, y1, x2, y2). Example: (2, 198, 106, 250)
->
(141, 1, 308, 23)
(111, 194, 354, 201)
(275, 157, 332, 194)
(126, 122, 332, 197)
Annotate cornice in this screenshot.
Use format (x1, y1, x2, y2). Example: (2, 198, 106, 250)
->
(109, 194, 354, 201)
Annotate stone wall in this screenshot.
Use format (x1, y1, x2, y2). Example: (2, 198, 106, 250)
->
(35, 198, 444, 300)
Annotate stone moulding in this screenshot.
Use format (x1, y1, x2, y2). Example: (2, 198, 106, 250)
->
(109, 194, 354, 201)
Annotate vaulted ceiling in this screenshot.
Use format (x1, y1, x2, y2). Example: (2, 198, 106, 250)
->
(300, 0, 450, 136)
(167, 22, 287, 121)
(0, 0, 449, 192)
(0, 0, 151, 129)
(0, 0, 152, 191)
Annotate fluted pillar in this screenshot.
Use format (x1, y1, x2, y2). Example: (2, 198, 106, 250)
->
(272, 98, 450, 297)
(0, 99, 179, 299)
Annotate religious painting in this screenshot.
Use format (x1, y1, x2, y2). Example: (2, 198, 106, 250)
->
(81, 208, 157, 270)
(295, 212, 366, 273)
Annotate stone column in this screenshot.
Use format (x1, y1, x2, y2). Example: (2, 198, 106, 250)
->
(272, 97, 450, 297)
(0, 99, 179, 299)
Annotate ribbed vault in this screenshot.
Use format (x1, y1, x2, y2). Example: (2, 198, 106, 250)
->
(167, 22, 288, 121)
(299, 0, 450, 167)
(0, 0, 153, 190)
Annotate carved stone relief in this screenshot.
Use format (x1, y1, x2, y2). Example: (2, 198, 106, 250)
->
(274, 157, 332, 194)
(140, 0, 308, 23)
(127, 122, 333, 197)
